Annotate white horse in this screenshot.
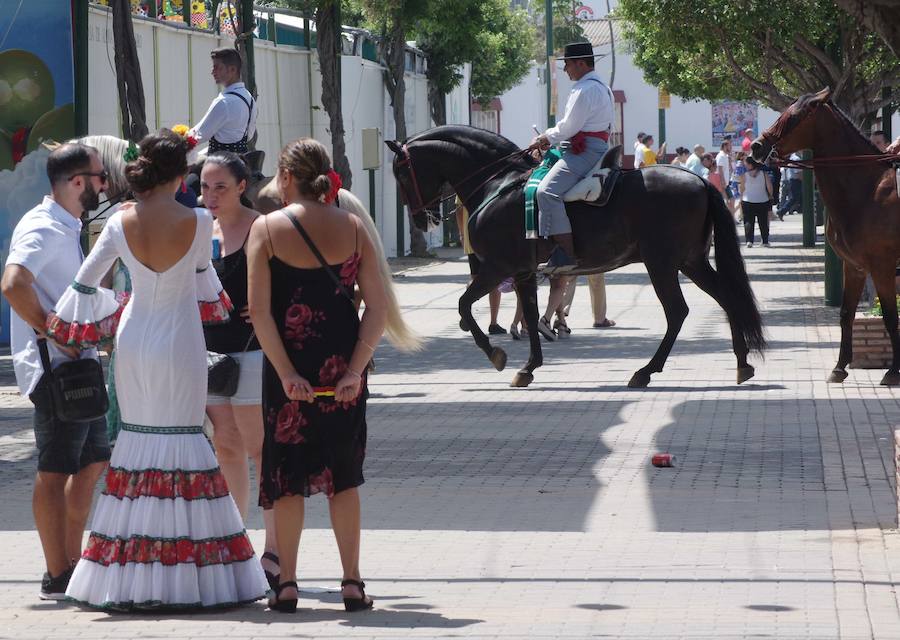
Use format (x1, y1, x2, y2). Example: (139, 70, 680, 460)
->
(69, 134, 421, 352)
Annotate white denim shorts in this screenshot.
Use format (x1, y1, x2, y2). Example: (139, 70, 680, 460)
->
(206, 349, 263, 406)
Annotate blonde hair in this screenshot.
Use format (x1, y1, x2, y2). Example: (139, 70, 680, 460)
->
(338, 188, 422, 352)
(278, 138, 334, 201)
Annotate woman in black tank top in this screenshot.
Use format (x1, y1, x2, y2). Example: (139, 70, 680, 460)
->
(201, 153, 280, 590)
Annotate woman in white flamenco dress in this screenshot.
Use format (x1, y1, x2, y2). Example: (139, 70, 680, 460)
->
(46, 206, 269, 611)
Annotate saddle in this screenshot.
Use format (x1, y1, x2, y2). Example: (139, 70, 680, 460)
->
(562, 145, 623, 207)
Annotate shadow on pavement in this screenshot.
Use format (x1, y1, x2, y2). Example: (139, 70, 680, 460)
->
(649, 398, 899, 533)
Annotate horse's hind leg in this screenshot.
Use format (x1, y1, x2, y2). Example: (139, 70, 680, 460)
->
(511, 272, 542, 387)
(681, 259, 754, 384)
(629, 264, 688, 388)
(870, 265, 900, 386)
(828, 265, 866, 383)
(459, 265, 508, 371)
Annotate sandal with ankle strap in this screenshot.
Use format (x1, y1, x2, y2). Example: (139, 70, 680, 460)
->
(261, 551, 280, 592)
(269, 580, 298, 613)
(341, 579, 374, 612)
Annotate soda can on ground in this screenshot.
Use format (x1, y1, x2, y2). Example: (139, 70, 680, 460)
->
(651, 453, 675, 467)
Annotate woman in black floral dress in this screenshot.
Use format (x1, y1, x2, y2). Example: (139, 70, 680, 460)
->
(247, 139, 386, 614)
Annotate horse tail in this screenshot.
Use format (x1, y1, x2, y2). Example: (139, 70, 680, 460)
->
(338, 189, 423, 352)
(706, 182, 766, 354)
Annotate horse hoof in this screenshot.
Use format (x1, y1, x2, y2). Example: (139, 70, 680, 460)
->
(489, 347, 508, 371)
(737, 366, 755, 384)
(880, 371, 900, 386)
(510, 371, 534, 387)
(827, 369, 848, 384)
(627, 372, 651, 388)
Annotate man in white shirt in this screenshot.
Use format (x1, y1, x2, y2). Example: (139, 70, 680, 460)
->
(685, 144, 705, 175)
(189, 48, 258, 154)
(531, 42, 613, 272)
(715, 138, 735, 213)
(0, 144, 110, 600)
(633, 132, 647, 169)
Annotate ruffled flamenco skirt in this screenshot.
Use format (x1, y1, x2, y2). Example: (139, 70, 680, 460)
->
(65, 425, 269, 611)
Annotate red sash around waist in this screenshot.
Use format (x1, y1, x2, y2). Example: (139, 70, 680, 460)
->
(569, 130, 610, 154)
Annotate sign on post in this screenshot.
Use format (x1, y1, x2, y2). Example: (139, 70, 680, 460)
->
(658, 88, 670, 110)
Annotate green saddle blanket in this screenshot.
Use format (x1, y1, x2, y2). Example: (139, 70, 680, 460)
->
(523, 148, 562, 239)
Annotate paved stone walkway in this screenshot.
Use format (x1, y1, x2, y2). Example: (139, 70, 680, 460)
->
(0, 217, 898, 638)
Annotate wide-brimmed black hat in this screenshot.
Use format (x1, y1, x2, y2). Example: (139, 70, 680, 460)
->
(561, 41, 604, 60)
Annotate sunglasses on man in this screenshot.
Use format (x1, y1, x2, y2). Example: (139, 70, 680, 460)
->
(69, 171, 109, 184)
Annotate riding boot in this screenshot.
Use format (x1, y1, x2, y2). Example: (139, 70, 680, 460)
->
(538, 233, 577, 273)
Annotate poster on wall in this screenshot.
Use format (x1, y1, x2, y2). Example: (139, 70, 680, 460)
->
(574, 1, 606, 20)
(0, 0, 76, 341)
(711, 101, 758, 147)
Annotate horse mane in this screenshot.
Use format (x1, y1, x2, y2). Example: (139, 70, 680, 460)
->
(74, 134, 130, 197)
(777, 92, 881, 154)
(823, 100, 882, 153)
(407, 125, 533, 171)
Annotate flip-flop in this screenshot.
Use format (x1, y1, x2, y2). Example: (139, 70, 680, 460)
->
(592, 319, 616, 328)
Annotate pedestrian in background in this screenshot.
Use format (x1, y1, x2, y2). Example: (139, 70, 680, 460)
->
(739, 155, 774, 247)
(456, 197, 505, 335)
(685, 144, 705, 175)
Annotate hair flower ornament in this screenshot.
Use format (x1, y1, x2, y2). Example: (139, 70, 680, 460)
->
(323, 168, 342, 204)
(171, 124, 199, 150)
(123, 140, 139, 162)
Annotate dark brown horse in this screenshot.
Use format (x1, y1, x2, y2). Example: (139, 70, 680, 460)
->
(752, 88, 900, 386)
(387, 126, 765, 388)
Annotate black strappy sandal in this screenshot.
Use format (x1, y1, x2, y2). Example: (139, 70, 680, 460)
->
(341, 579, 374, 612)
(268, 580, 298, 613)
(261, 551, 280, 592)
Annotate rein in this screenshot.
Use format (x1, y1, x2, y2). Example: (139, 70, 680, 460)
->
(397, 144, 533, 218)
(771, 152, 900, 170)
(762, 100, 900, 170)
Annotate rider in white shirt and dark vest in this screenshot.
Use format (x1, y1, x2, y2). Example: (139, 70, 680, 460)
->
(190, 48, 258, 154)
(531, 42, 614, 271)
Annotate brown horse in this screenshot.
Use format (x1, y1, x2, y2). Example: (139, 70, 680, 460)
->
(752, 88, 900, 386)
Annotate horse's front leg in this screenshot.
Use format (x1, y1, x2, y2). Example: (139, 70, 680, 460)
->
(828, 264, 866, 383)
(870, 265, 900, 386)
(459, 265, 508, 371)
(511, 273, 542, 387)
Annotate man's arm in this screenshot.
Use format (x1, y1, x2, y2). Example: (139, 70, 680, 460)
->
(539, 87, 591, 146)
(1, 265, 48, 335)
(189, 97, 228, 142)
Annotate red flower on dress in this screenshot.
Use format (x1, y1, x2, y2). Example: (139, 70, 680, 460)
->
(284, 302, 323, 349)
(308, 467, 335, 498)
(318, 355, 348, 386)
(274, 401, 308, 444)
(338, 253, 360, 294)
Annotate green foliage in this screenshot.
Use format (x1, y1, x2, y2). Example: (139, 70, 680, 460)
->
(531, 0, 587, 61)
(416, 0, 534, 103)
(617, 0, 900, 121)
(867, 295, 900, 318)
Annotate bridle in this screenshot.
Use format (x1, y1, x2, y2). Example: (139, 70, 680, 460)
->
(394, 143, 533, 222)
(758, 98, 900, 169)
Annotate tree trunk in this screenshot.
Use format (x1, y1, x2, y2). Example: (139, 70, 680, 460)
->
(111, 0, 148, 142)
(380, 20, 427, 257)
(428, 79, 446, 126)
(835, 0, 900, 56)
(316, 1, 353, 189)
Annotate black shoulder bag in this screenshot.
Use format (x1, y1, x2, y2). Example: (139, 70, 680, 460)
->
(37, 334, 108, 423)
